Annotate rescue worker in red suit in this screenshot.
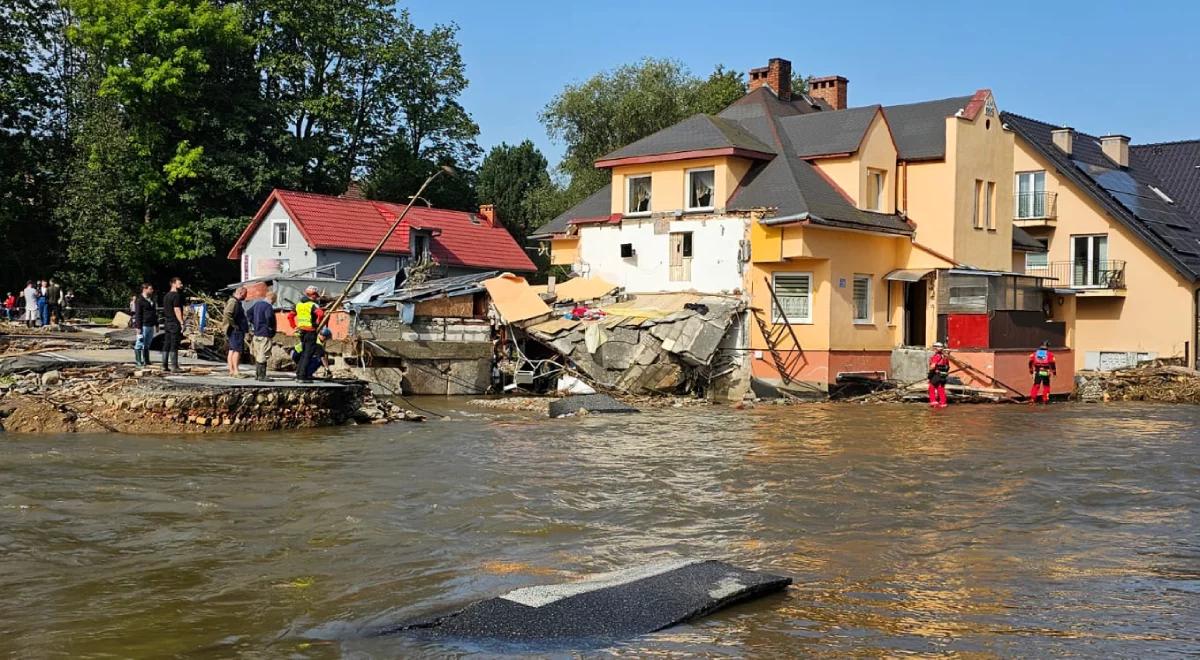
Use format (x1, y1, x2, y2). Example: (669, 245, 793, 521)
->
(928, 342, 950, 408)
(1028, 340, 1057, 404)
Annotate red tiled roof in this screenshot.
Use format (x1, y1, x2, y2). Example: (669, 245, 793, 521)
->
(228, 190, 535, 272)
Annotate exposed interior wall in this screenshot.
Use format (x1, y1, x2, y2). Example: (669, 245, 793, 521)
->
(242, 201, 317, 277)
(950, 96, 1014, 270)
(1014, 138, 1196, 368)
(575, 216, 746, 293)
(550, 237, 580, 265)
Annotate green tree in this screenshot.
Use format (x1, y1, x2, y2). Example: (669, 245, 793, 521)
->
(540, 58, 746, 199)
(475, 140, 550, 244)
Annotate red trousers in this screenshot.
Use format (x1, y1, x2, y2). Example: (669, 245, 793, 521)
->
(928, 383, 946, 406)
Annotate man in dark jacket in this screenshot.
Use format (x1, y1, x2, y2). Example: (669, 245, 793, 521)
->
(132, 283, 158, 366)
(223, 286, 249, 377)
(247, 291, 277, 382)
(160, 277, 186, 372)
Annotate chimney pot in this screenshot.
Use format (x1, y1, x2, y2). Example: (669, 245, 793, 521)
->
(1100, 134, 1131, 168)
(807, 75, 849, 111)
(748, 58, 791, 101)
(1051, 127, 1074, 155)
(478, 203, 498, 227)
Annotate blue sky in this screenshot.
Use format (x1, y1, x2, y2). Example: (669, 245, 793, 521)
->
(406, 0, 1199, 168)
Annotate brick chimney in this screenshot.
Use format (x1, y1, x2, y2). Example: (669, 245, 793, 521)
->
(748, 58, 792, 101)
(808, 75, 849, 111)
(1100, 134, 1130, 167)
(478, 204, 498, 227)
(340, 180, 366, 200)
(1051, 127, 1074, 155)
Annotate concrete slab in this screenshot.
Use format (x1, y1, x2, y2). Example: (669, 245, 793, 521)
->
(380, 560, 790, 645)
(548, 394, 638, 418)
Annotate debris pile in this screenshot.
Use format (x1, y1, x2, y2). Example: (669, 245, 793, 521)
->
(1076, 364, 1200, 403)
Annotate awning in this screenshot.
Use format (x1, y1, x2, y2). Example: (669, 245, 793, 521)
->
(884, 268, 936, 282)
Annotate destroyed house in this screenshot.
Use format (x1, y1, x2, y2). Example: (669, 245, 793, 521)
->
(229, 189, 535, 283)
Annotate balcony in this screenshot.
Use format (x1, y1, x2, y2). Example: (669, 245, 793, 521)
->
(1027, 260, 1126, 296)
(1013, 191, 1057, 228)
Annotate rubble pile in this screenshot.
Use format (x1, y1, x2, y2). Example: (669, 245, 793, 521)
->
(1076, 365, 1200, 403)
(521, 294, 744, 396)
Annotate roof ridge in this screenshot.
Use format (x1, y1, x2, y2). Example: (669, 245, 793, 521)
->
(883, 94, 973, 111)
(1132, 137, 1200, 148)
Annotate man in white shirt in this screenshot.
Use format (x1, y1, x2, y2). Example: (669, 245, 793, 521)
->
(21, 281, 38, 327)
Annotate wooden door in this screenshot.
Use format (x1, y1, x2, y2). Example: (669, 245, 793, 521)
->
(669, 232, 691, 281)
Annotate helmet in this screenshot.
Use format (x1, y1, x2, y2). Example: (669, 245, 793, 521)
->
(932, 341, 945, 349)
(320, 327, 333, 338)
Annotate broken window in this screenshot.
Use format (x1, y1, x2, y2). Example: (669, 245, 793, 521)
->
(772, 273, 812, 324)
(627, 175, 652, 215)
(686, 168, 715, 210)
(272, 221, 288, 247)
(853, 274, 872, 323)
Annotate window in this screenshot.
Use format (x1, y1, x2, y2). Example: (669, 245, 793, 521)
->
(1025, 251, 1049, 271)
(627, 175, 652, 215)
(271, 221, 288, 247)
(686, 168, 715, 211)
(682, 232, 693, 257)
(852, 275, 872, 323)
(973, 180, 983, 228)
(1016, 171, 1047, 218)
(772, 273, 812, 324)
(866, 169, 885, 211)
(412, 232, 431, 261)
(985, 181, 996, 229)
(1072, 234, 1109, 287)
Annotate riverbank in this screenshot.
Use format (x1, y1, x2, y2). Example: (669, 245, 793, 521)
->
(0, 335, 422, 433)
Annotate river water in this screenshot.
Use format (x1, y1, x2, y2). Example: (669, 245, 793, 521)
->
(2, 401, 1198, 657)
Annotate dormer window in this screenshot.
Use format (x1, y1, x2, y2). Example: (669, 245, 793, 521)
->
(627, 175, 652, 215)
(686, 168, 715, 211)
(866, 169, 885, 211)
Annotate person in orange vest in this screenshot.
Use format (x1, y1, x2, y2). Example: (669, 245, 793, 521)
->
(1028, 341, 1057, 404)
(928, 342, 950, 408)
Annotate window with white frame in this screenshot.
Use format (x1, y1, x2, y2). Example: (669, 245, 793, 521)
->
(626, 175, 652, 215)
(852, 274, 872, 323)
(772, 273, 812, 324)
(271, 220, 288, 247)
(866, 169, 885, 211)
(1025, 251, 1048, 271)
(686, 168, 715, 211)
(1015, 171, 1046, 218)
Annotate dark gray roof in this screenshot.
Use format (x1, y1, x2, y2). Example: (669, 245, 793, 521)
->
(529, 184, 612, 239)
(386, 271, 496, 303)
(1003, 112, 1200, 279)
(780, 105, 880, 158)
(882, 96, 972, 160)
(1012, 226, 1045, 252)
(597, 114, 774, 163)
(721, 90, 911, 234)
(1132, 139, 1200, 225)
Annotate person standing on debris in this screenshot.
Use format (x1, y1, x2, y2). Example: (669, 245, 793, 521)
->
(36, 280, 48, 327)
(289, 285, 325, 384)
(928, 342, 951, 408)
(248, 291, 277, 382)
(1028, 341, 1057, 404)
(22, 281, 38, 327)
(46, 278, 62, 328)
(3, 292, 14, 321)
(223, 287, 249, 377)
(161, 277, 186, 373)
(132, 283, 158, 367)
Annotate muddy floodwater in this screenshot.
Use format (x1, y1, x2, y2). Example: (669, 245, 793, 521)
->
(3, 401, 1199, 657)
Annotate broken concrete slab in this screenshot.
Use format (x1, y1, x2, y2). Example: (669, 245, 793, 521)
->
(548, 394, 638, 418)
(379, 560, 790, 645)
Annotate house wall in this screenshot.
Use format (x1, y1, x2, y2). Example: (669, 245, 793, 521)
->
(575, 216, 746, 293)
(242, 201, 317, 277)
(813, 112, 898, 213)
(608, 156, 750, 215)
(315, 249, 405, 280)
(1014, 138, 1196, 368)
(949, 97, 1015, 271)
(904, 159, 956, 259)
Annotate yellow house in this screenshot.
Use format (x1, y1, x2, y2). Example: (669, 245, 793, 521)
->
(1004, 113, 1200, 370)
(532, 57, 1071, 395)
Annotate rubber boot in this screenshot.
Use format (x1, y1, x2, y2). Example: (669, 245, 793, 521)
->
(256, 363, 269, 382)
(938, 385, 948, 408)
(134, 348, 143, 367)
(142, 347, 151, 367)
(170, 350, 182, 373)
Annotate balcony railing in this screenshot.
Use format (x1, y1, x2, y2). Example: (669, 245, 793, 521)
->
(1026, 260, 1126, 289)
(1014, 191, 1057, 220)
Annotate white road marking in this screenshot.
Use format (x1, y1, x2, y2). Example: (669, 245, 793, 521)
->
(500, 559, 700, 608)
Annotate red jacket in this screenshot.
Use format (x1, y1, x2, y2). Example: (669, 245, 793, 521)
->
(1029, 349, 1056, 374)
(3, 295, 14, 310)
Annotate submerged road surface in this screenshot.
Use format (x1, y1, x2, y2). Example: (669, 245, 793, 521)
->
(1, 402, 1198, 656)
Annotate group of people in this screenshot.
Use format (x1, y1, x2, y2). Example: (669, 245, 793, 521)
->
(131, 277, 188, 371)
(220, 285, 331, 382)
(927, 341, 1058, 407)
(5, 280, 73, 327)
